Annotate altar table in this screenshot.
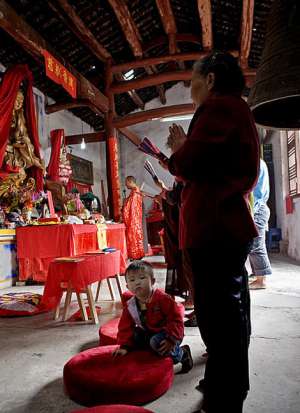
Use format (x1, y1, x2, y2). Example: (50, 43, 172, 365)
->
(16, 223, 127, 281)
(41, 250, 121, 323)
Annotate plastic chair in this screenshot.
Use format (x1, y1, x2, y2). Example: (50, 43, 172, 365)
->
(266, 228, 282, 252)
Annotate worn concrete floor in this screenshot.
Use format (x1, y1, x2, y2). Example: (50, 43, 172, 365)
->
(0, 254, 299, 413)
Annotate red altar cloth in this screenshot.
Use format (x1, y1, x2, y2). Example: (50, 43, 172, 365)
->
(41, 251, 120, 310)
(16, 224, 98, 281)
(16, 223, 127, 281)
(105, 223, 127, 274)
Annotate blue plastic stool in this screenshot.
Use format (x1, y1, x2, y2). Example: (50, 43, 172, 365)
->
(266, 228, 282, 252)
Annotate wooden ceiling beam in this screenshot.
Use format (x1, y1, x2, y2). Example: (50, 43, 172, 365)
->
(112, 52, 208, 73)
(145, 66, 166, 105)
(197, 0, 213, 50)
(0, 0, 108, 113)
(127, 90, 145, 110)
(51, 1, 145, 114)
(112, 70, 192, 93)
(118, 127, 142, 146)
(115, 73, 145, 110)
(240, 0, 255, 69)
(114, 104, 195, 128)
(66, 132, 106, 145)
(46, 100, 91, 114)
(108, 0, 166, 104)
(155, 0, 177, 54)
(107, 0, 143, 57)
(112, 67, 256, 94)
(45, 99, 103, 116)
(155, 0, 189, 87)
(54, 0, 111, 62)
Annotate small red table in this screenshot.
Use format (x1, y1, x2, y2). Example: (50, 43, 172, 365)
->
(105, 223, 127, 273)
(41, 250, 121, 324)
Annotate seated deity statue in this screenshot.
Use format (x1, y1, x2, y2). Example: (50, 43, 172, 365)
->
(4, 89, 45, 172)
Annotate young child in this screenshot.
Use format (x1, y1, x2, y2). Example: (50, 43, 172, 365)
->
(113, 260, 193, 373)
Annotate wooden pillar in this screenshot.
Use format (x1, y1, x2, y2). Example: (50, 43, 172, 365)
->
(105, 59, 121, 221)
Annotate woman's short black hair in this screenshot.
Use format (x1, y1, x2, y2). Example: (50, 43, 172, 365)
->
(193, 52, 245, 96)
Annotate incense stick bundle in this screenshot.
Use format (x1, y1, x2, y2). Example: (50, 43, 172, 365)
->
(138, 137, 168, 162)
(144, 160, 159, 183)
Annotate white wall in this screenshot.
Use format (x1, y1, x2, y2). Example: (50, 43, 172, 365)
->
(118, 82, 192, 210)
(272, 131, 300, 261)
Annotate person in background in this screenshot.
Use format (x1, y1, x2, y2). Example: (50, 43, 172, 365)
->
(160, 52, 259, 413)
(155, 175, 197, 327)
(122, 176, 144, 260)
(248, 158, 272, 289)
(113, 260, 193, 373)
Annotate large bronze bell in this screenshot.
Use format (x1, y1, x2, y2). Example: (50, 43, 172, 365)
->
(248, 0, 300, 130)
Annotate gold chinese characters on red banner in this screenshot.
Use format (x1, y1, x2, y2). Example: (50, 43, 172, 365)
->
(42, 50, 77, 98)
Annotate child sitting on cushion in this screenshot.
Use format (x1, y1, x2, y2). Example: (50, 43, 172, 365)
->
(113, 260, 193, 373)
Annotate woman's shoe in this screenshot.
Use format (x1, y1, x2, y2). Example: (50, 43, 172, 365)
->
(184, 314, 198, 327)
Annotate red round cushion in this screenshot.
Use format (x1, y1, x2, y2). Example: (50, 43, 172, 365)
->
(99, 318, 120, 346)
(64, 345, 174, 406)
(71, 405, 154, 412)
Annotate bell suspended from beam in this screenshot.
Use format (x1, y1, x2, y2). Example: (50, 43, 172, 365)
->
(248, 0, 300, 130)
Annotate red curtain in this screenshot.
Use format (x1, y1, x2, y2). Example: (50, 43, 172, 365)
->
(0, 65, 43, 191)
(47, 129, 64, 182)
(66, 179, 92, 194)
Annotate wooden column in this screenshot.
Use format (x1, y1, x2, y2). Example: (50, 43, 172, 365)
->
(105, 59, 121, 221)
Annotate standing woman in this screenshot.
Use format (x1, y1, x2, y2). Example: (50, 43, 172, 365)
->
(162, 53, 259, 413)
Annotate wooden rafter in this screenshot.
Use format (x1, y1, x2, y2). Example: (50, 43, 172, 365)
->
(45, 100, 94, 114)
(145, 66, 166, 105)
(112, 70, 193, 93)
(155, 0, 177, 54)
(52, 1, 145, 113)
(0, 0, 109, 113)
(66, 132, 106, 145)
(240, 0, 255, 69)
(112, 67, 256, 94)
(144, 33, 202, 55)
(118, 127, 142, 146)
(51, 0, 110, 61)
(127, 90, 145, 110)
(156, 0, 190, 86)
(197, 0, 213, 50)
(112, 52, 208, 73)
(107, 0, 143, 57)
(108, 0, 166, 104)
(114, 104, 195, 128)
(115, 73, 145, 110)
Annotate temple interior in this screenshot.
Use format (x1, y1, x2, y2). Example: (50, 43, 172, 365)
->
(0, 1, 299, 413)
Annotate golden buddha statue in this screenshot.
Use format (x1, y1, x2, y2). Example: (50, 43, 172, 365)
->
(4, 90, 45, 172)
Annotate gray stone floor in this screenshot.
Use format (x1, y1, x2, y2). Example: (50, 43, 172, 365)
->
(0, 254, 299, 413)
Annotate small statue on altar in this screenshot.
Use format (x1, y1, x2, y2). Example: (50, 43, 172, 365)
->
(4, 89, 45, 172)
(58, 145, 72, 185)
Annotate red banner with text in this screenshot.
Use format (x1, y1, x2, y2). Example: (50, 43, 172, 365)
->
(42, 50, 77, 98)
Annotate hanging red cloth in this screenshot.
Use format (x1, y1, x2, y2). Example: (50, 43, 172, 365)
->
(47, 129, 63, 182)
(66, 179, 92, 194)
(122, 187, 144, 260)
(0, 64, 43, 191)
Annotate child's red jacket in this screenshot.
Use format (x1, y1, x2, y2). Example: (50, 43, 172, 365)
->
(117, 288, 184, 349)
